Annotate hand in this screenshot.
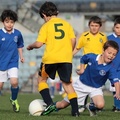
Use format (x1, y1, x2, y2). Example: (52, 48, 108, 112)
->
(76, 69, 84, 75)
(27, 46, 33, 50)
(114, 93, 120, 100)
(20, 57, 25, 63)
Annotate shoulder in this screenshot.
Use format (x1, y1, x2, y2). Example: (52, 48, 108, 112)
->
(107, 34, 114, 39)
(99, 32, 106, 36)
(81, 31, 89, 36)
(14, 29, 22, 34)
(84, 53, 97, 58)
(88, 53, 97, 57)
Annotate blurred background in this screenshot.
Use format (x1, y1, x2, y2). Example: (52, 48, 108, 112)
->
(0, 0, 120, 94)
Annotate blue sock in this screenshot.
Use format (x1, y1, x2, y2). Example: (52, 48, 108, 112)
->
(11, 86, 19, 100)
(50, 86, 55, 97)
(89, 103, 97, 111)
(53, 102, 61, 112)
(59, 82, 62, 91)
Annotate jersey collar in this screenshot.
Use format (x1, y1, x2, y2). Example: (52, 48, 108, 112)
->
(113, 33, 117, 38)
(96, 54, 107, 66)
(2, 28, 14, 33)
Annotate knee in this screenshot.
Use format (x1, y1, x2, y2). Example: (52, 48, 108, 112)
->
(11, 82, 18, 88)
(96, 102, 104, 109)
(0, 83, 4, 90)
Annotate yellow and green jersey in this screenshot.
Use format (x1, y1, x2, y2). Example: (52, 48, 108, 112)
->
(36, 17, 75, 64)
(76, 31, 107, 54)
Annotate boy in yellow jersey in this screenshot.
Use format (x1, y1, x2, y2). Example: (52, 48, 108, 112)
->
(73, 16, 107, 55)
(73, 16, 107, 112)
(27, 1, 79, 117)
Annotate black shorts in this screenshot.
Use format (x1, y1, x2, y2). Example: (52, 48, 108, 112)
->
(38, 63, 72, 83)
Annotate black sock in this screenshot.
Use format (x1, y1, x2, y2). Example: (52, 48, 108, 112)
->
(40, 88, 53, 106)
(69, 98, 79, 113)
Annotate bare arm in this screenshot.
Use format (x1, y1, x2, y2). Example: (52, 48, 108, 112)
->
(76, 63, 85, 75)
(18, 48, 24, 63)
(27, 41, 44, 50)
(73, 48, 80, 56)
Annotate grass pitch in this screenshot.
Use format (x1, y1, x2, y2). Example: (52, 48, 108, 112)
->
(0, 92, 120, 120)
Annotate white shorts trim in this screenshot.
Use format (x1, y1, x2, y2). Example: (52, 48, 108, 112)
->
(64, 79, 103, 105)
(0, 68, 18, 82)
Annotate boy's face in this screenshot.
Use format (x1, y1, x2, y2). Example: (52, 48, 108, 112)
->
(89, 22, 101, 35)
(114, 24, 120, 37)
(103, 47, 117, 63)
(3, 18, 15, 32)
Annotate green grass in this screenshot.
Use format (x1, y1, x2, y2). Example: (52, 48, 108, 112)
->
(0, 92, 120, 120)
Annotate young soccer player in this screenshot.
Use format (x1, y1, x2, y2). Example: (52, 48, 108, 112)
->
(27, 1, 79, 117)
(73, 16, 107, 55)
(108, 18, 120, 112)
(49, 40, 120, 116)
(0, 9, 24, 112)
(73, 16, 107, 112)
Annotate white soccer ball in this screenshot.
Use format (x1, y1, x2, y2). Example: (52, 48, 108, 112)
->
(29, 99, 47, 116)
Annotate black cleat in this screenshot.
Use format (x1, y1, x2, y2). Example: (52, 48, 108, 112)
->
(71, 111, 80, 117)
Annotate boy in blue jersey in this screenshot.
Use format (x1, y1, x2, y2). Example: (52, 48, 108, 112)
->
(108, 18, 120, 112)
(0, 10, 24, 112)
(46, 40, 120, 116)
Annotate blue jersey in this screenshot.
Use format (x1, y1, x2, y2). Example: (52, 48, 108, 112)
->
(80, 53, 119, 88)
(108, 33, 120, 71)
(0, 28, 24, 70)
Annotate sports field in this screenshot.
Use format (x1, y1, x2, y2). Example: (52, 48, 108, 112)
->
(0, 92, 120, 120)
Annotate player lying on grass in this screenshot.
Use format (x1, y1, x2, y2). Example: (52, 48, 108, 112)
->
(45, 40, 120, 116)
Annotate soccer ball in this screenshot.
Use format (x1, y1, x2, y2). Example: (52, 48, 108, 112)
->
(29, 99, 47, 116)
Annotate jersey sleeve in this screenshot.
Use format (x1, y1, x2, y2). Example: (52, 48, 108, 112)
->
(17, 32, 24, 48)
(108, 68, 119, 85)
(80, 53, 92, 64)
(76, 33, 84, 49)
(36, 24, 47, 43)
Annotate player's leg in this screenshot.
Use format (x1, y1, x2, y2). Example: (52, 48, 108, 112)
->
(110, 82, 120, 112)
(86, 88, 104, 116)
(58, 63, 79, 117)
(38, 63, 57, 115)
(55, 99, 70, 111)
(9, 68, 20, 112)
(0, 71, 7, 92)
(0, 82, 4, 95)
(72, 79, 89, 113)
(38, 63, 55, 105)
(112, 92, 120, 111)
(48, 78, 55, 98)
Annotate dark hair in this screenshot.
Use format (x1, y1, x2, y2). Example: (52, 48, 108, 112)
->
(0, 9, 18, 22)
(114, 17, 120, 26)
(39, 1, 58, 18)
(103, 40, 119, 53)
(88, 16, 102, 27)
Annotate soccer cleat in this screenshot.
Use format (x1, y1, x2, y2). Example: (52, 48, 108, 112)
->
(71, 111, 80, 117)
(86, 103, 97, 116)
(10, 98, 20, 113)
(112, 106, 120, 112)
(78, 105, 86, 113)
(41, 104, 56, 116)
